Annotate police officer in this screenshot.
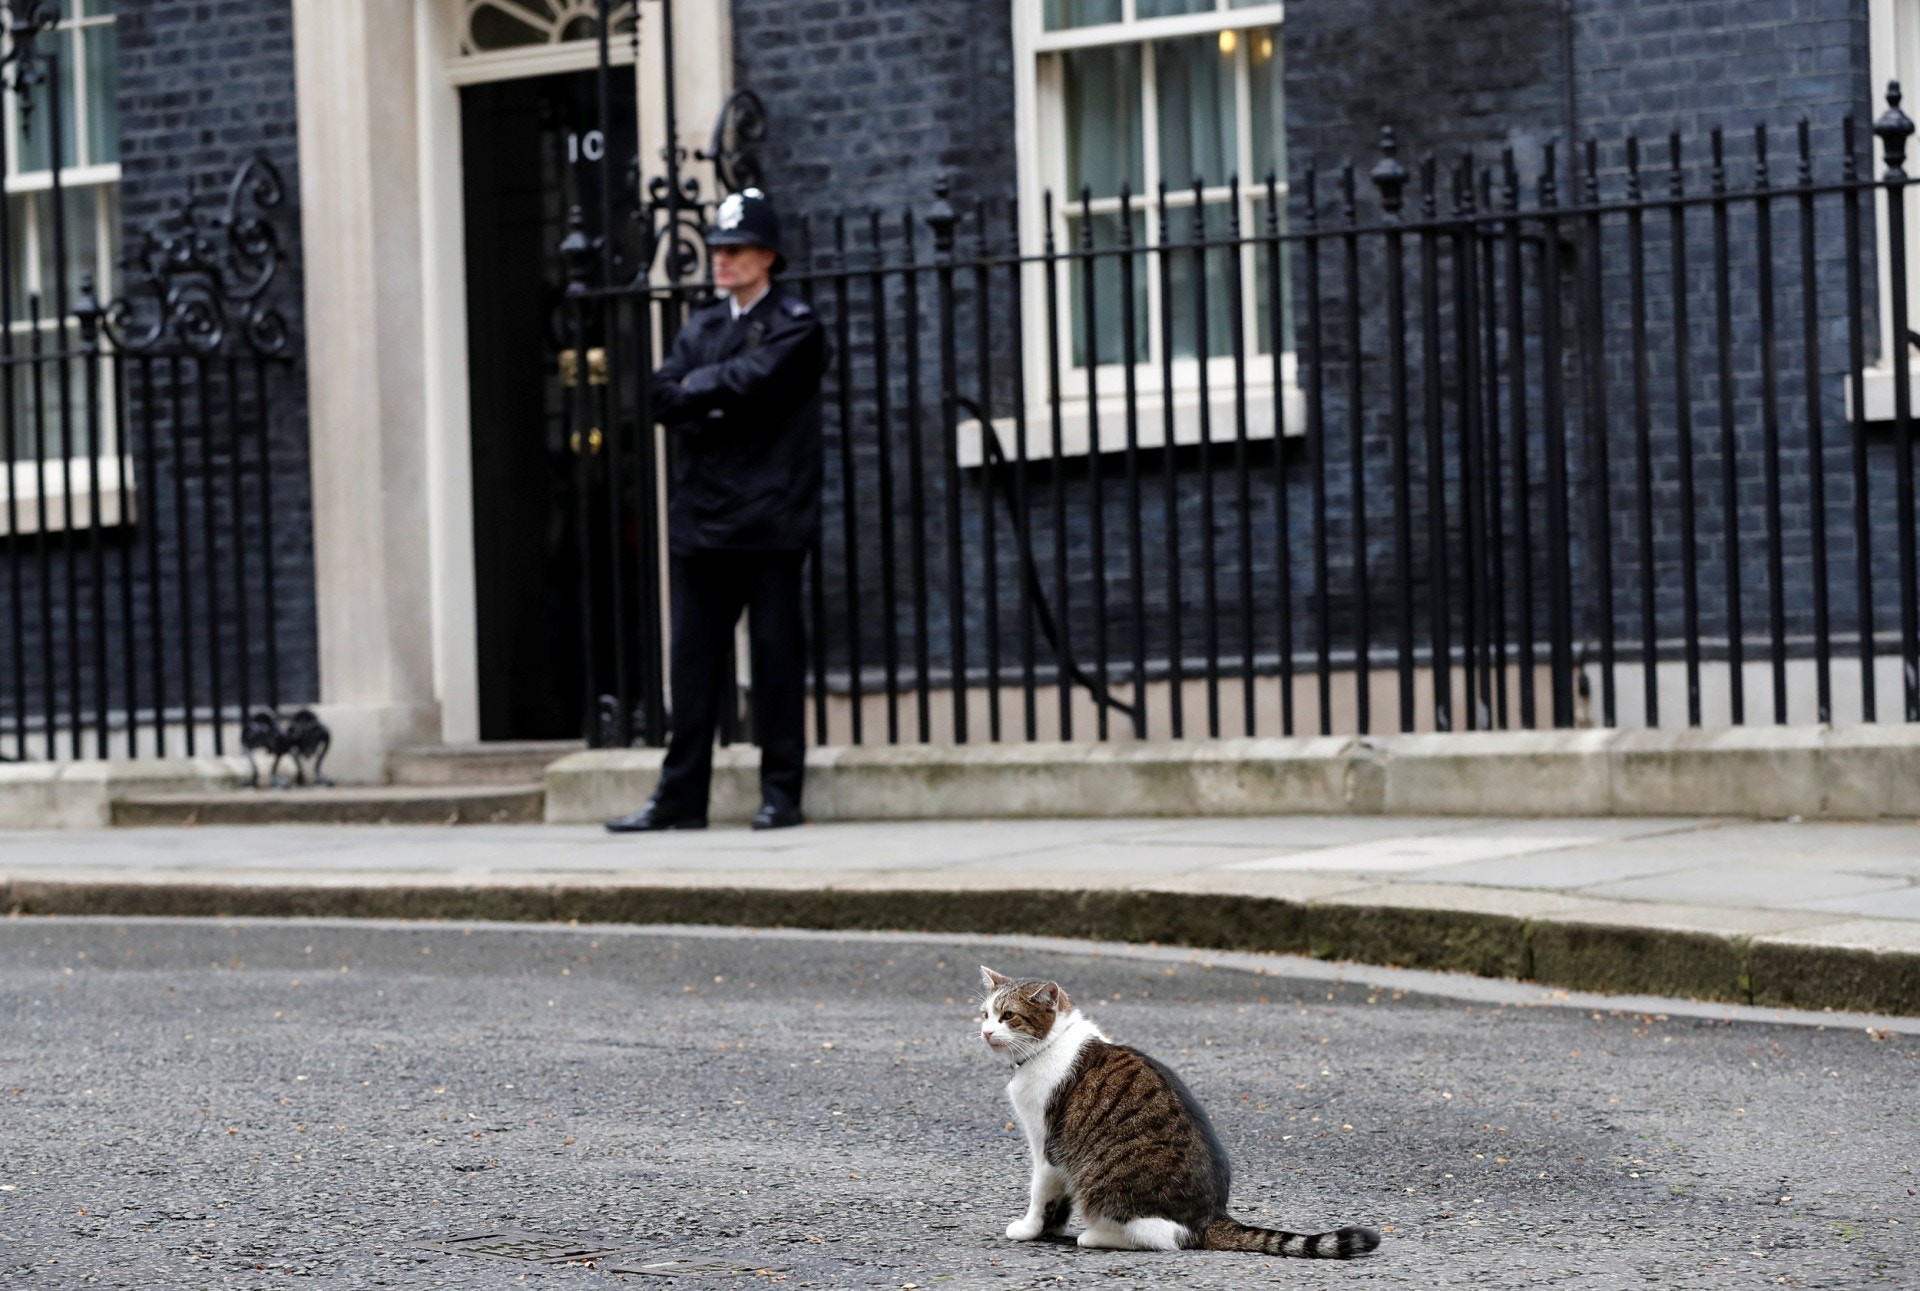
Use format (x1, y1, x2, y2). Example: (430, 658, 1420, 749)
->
(606, 189, 829, 833)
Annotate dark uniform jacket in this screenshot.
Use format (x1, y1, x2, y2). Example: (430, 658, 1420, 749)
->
(649, 283, 830, 553)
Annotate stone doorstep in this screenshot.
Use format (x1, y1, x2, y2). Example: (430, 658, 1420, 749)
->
(387, 741, 583, 788)
(543, 725, 1920, 823)
(2, 875, 1913, 1017)
(109, 783, 546, 827)
(3, 723, 1914, 831)
(0, 757, 250, 830)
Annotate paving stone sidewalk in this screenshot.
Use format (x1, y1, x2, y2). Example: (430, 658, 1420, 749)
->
(3, 814, 1918, 1014)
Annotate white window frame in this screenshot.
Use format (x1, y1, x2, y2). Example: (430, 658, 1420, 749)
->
(0, 1, 124, 537)
(979, 0, 1299, 466)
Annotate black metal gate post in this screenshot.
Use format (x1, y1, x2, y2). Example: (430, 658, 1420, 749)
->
(554, 0, 771, 750)
(1876, 86, 1920, 721)
(1371, 129, 1416, 732)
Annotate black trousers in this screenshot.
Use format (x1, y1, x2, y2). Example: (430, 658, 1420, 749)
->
(653, 548, 808, 815)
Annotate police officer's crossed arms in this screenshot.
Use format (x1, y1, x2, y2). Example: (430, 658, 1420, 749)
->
(606, 189, 831, 834)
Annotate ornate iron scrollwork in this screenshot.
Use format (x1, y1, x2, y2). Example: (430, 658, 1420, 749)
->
(111, 154, 294, 357)
(609, 102, 770, 290)
(567, 2, 772, 293)
(1, 1, 61, 134)
(697, 88, 770, 197)
(4, 8, 293, 359)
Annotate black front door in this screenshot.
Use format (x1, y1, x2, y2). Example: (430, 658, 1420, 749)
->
(460, 67, 637, 741)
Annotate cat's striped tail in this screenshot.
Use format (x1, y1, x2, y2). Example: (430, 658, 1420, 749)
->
(1199, 1218, 1380, 1259)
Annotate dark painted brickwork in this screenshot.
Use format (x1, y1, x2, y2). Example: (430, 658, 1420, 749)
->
(731, 0, 1016, 230)
(1286, 0, 1571, 196)
(1575, 0, 1867, 146)
(0, 0, 314, 755)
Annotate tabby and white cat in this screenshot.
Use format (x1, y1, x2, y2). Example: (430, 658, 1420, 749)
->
(977, 966, 1380, 1258)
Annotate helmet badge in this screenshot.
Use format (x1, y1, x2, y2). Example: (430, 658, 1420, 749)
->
(716, 188, 767, 232)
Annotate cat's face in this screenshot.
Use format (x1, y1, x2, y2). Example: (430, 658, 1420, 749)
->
(977, 966, 1074, 1062)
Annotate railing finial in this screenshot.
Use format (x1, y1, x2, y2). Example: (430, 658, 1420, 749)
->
(73, 271, 101, 349)
(1876, 80, 1915, 180)
(1370, 125, 1408, 217)
(926, 174, 957, 256)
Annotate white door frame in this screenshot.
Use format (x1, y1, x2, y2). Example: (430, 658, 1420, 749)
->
(297, 0, 728, 769)
(418, 3, 644, 746)
(420, 1, 730, 746)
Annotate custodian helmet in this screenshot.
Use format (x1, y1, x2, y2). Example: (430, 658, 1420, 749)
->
(708, 187, 785, 273)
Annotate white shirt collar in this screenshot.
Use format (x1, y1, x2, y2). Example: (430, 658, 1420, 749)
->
(728, 284, 771, 320)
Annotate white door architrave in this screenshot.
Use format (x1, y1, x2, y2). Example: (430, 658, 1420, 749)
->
(293, 0, 729, 774)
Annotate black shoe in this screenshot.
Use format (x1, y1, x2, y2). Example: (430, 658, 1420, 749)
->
(604, 800, 708, 833)
(750, 802, 805, 831)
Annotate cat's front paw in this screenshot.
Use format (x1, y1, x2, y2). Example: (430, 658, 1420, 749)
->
(1005, 1216, 1045, 1241)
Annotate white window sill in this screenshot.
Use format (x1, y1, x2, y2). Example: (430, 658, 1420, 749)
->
(1, 458, 136, 537)
(1852, 362, 1905, 423)
(957, 380, 1305, 468)
(1841, 361, 1920, 424)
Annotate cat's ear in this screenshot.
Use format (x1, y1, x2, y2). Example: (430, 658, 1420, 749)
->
(980, 966, 1010, 992)
(1033, 981, 1072, 1014)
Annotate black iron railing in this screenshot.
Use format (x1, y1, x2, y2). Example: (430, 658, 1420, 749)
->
(572, 90, 1920, 747)
(0, 3, 316, 768)
(0, 153, 308, 767)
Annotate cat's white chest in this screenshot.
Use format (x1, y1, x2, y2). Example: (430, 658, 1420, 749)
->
(1005, 1015, 1102, 1151)
(1006, 1067, 1052, 1138)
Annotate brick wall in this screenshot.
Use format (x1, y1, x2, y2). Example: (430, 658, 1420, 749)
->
(1286, 0, 1571, 193)
(731, 0, 1017, 228)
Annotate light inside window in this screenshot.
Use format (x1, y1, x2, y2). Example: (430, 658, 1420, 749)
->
(1038, 9, 1291, 374)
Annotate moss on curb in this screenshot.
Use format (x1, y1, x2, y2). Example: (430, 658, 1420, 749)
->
(5, 879, 1914, 1017)
(1307, 904, 1531, 979)
(1528, 920, 1751, 1003)
(1749, 942, 1920, 1016)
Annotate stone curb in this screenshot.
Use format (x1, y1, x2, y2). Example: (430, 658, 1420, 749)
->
(543, 725, 1920, 824)
(7, 878, 1915, 1017)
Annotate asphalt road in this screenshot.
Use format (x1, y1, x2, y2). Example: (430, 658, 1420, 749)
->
(2, 919, 1915, 1289)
